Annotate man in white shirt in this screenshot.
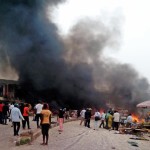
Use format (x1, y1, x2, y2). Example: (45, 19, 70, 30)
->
(80, 108, 86, 125)
(35, 101, 43, 128)
(10, 104, 24, 136)
(113, 110, 120, 130)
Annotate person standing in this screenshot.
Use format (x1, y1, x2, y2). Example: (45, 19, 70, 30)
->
(85, 108, 92, 128)
(99, 111, 106, 128)
(10, 104, 24, 136)
(113, 110, 120, 130)
(40, 103, 51, 145)
(2, 102, 9, 125)
(93, 109, 101, 130)
(9, 102, 14, 116)
(58, 108, 65, 132)
(108, 111, 113, 130)
(19, 102, 24, 128)
(80, 108, 86, 125)
(105, 111, 110, 129)
(126, 114, 133, 128)
(9, 102, 14, 127)
(35, 101, 43, 128)
(0, 102, 4, 124)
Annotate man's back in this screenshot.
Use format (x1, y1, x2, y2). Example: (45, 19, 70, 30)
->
(36, 103, 43, 114)
(11, 107, 22, 122)
(113, 112, 120, 122)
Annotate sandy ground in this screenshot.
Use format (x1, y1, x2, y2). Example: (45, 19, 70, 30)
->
(8, 120, 150, 150)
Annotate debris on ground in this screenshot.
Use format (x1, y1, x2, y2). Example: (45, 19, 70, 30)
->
(129, 136, 149, 141)
(128, 141, 139, 147)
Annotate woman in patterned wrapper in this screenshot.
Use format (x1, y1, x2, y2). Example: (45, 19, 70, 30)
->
(108, 111, 113, 130)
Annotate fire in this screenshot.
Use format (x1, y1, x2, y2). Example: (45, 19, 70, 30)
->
(132, 114, 140, 123)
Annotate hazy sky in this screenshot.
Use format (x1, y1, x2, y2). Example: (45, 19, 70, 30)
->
(52, 0, 150, 82)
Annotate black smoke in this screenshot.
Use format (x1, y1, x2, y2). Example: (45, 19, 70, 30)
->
(0, 0, 150, 111)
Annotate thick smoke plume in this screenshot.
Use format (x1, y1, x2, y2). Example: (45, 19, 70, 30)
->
(0, 0, 150, 111)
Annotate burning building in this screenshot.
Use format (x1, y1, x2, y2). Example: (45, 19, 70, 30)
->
(0, 79, 18, 100)
(0, 0, 150, 111)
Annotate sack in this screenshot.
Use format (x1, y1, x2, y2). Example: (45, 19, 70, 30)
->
(95, 116, 100, 121)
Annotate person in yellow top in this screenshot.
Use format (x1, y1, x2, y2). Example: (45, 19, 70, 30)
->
(40, 103, 51, 145)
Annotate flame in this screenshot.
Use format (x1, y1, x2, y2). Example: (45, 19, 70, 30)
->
(132, 114, 146, 123)
(132, 114, 140, 123)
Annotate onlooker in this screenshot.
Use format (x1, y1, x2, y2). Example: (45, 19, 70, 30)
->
(0, 102, 4, 124)
(2, 102, 9, 125)
(10, 103, 24, 136)
(93, 109, 101, 130)
(105, 111, 110, 129)
(80, 108, 86, 125)
(99, 111, 106, 128)
(58, 108, 65, 132)
(40, 103, 51, 145)
(35, 101, 43, 128)
(9, 102, 14, 127)
(113, 110, 120, 130)
(85, 108, 92, 128)
(23, 103, 31, 129)
(108, 111, 113, 130)
(126, 114, 133, 128)
(9, 102, 14, 116)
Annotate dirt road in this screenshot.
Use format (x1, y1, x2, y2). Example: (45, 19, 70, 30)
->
(10, 120, 150, 150)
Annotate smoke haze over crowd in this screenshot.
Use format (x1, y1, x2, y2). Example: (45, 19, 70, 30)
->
(0, 0, 150, 111)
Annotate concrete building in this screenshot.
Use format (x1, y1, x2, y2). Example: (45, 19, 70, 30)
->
(0, 79, 18, 99)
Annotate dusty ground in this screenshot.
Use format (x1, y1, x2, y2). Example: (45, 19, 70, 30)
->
(7, 120, 150, 150)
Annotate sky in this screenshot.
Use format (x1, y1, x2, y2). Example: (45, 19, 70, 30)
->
(52, 0, 150, 82)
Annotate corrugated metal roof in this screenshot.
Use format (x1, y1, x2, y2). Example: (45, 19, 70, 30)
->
(0, 79, 18, 85)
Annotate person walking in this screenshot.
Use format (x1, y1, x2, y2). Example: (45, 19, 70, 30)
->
(80, 108, 86, 125)
(10, 103, 24, 136)
(35, 101, 43, 128)
(22, 103, 31, 129)
(99, 111, 106, 128)
(93, 109, 101, 130)
(40, 103, 51, 145)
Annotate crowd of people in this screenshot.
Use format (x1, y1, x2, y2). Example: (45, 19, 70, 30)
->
(79, 107, 137, 131)
(1, 100, 149, 146)
(0, 100, 66, 146)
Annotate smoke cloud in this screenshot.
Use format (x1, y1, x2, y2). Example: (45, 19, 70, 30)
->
(0, 0, 150, 111)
